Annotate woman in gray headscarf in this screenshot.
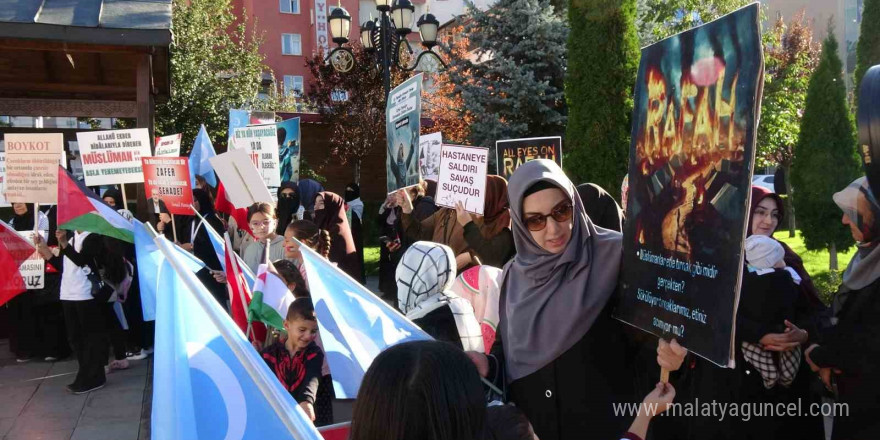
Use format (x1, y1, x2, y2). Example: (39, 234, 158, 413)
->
(804, 176, 880, 440)
(468, 160, 686, 440)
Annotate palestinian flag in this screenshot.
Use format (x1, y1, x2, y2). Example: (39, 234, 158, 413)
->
(248, 260, 295, 330)
(57, 166, 134, 243)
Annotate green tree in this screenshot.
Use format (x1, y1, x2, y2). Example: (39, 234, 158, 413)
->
(791, 30, 860, 271)
(565, 0, 638, 198)
(855, 0, 880, 97)
(637, 0, 750, 45)
(452, 0, 568, 171)
(156, 0, 265, 152)
(757, 12, 820, 237)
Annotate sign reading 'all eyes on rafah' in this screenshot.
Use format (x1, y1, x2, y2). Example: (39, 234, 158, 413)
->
(495, 136, 562, 180)
(76, 128, 153, 187)
(435, 145, 489, 215)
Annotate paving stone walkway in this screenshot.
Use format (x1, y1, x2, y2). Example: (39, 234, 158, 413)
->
(0, 340, 151, 440)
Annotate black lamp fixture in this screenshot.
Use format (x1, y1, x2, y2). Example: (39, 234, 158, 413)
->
(326, 0, 447, 97)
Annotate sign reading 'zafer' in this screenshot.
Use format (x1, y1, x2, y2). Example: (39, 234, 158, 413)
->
(76, 128, 153, 186)
(435, 145, 488, 215)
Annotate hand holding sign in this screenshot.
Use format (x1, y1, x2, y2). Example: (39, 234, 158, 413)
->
(454, 201, 474, 227)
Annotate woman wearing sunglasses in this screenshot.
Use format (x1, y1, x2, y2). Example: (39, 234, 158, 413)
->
(468, 159, 687, 440)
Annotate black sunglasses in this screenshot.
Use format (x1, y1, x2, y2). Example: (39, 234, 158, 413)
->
(523, 201, 573, 231)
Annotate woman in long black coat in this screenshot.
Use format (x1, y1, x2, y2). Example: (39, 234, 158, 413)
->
(805, 177, 880, 440)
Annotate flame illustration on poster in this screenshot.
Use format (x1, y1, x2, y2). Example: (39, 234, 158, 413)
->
(614, 4, 763, 368)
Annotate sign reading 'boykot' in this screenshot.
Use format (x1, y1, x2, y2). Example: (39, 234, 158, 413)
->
(4, 133, 64, 204)
(77, 129, 152, 186)
(435, 145, 488, 215)
(142, 157, 194, 216)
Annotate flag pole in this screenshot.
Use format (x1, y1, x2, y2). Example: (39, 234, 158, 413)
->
(120, 184, 128, 212)
(33, 203, 39, 234)
(171, 214, 178, 243)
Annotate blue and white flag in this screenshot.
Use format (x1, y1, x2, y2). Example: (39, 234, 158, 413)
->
(189, 124, 217, 188)
(152, 235, 322, 440)
(133, 219, 205, 321)
(299, 241, 431, 398)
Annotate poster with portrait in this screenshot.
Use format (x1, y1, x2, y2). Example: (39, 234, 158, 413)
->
(419, 132, 442, 181)
(142, 157, 194, 216)
(386, 74, 423, 193)
(276, 118, 301, 182)
(496, 136, 562, 180)
(614, 4, 763, 368)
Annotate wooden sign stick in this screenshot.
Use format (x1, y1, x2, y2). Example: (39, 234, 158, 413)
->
(120, 184, 129, 211)
(34, 203, 39, 234)
(171, 214, 178, 243)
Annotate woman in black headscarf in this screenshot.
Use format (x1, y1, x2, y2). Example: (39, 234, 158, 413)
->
(345, 183, 365, 283)
(276, 181, 300, 236)
(313, 191, 363, 282)
(576, 183, 624, 232)
(7, 203, 51, 362)
(189, 188, 228, 310)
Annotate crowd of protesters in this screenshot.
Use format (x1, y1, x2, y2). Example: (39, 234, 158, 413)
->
(4, 159, 879, 440)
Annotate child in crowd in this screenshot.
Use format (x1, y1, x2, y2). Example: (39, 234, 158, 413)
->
(261, 298, 324, 422)
(273, 259, 310, 298)
(740, 234, 804, 389)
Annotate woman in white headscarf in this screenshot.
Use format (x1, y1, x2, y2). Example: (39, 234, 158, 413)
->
(468, 160, 687, 440)
(396, 241, 483, 352)
(805, 177, 880, 440)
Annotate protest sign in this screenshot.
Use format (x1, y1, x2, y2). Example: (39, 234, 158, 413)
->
(228, 108, 250, 142)
(231, 124, 281, 188)
(76, 128, 152, 186)
(142, 157, 194, 216)
(155, 134, 182, 157)
(614, 4, 763, 368)
(0, 148, 8, 207)
(435, 145, 489, 215)
(419, 132, 442, 181)
(4, 133, 64, 204)
(209, 149, 274, 209)
(68, 141, 84, 181)
(496, 136, 562, 180)
(386, 74, 423, 192)
(276, 118, 301, 182)
(16, 230, 44, 290)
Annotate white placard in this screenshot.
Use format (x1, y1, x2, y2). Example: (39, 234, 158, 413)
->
(435, 145, 489, 215)
(231, 124, 281, 188)
(76, 128, 152, 186)
(208, 149, 274, 209)
(155, 134, 182, 157)
(4, 133, 64, 204)
(419, 132, 443, 181)
(389, 82, 419, 121)
(17, 230, 45, 290)
(0, 148, 8, 207)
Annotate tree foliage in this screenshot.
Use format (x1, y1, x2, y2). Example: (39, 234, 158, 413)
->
(421, 20, 474, 145)
(306, 45, 407, 183)
(637, 0, 751, 45)
(565, 0, 638, 198)
(791, 31, 860, 265)
(757, 12, 820, 169)
(452, 0, 568, 170)
(156, 0, 266, 152)
(855, 0, 880, 97)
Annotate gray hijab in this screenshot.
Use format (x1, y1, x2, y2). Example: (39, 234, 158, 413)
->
(500, 159, 623, 381)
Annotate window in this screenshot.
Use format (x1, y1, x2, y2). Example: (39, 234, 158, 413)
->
(284, 75, 304, 96)
(282, 34, 302, 56)
(280, 0, 300, 14)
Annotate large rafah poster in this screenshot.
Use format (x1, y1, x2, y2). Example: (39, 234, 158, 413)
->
(386, 74, 423, 193)
(615, 4, 763, 367)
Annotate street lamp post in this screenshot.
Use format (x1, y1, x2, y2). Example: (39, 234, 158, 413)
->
(326, 0, 445, 98)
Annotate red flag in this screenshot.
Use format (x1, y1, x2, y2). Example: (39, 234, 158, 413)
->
(318, 422, 351, 440)
(0, 221, 35, 306)
(216, 182, 254, 238)
(223, 233, 266, 343)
